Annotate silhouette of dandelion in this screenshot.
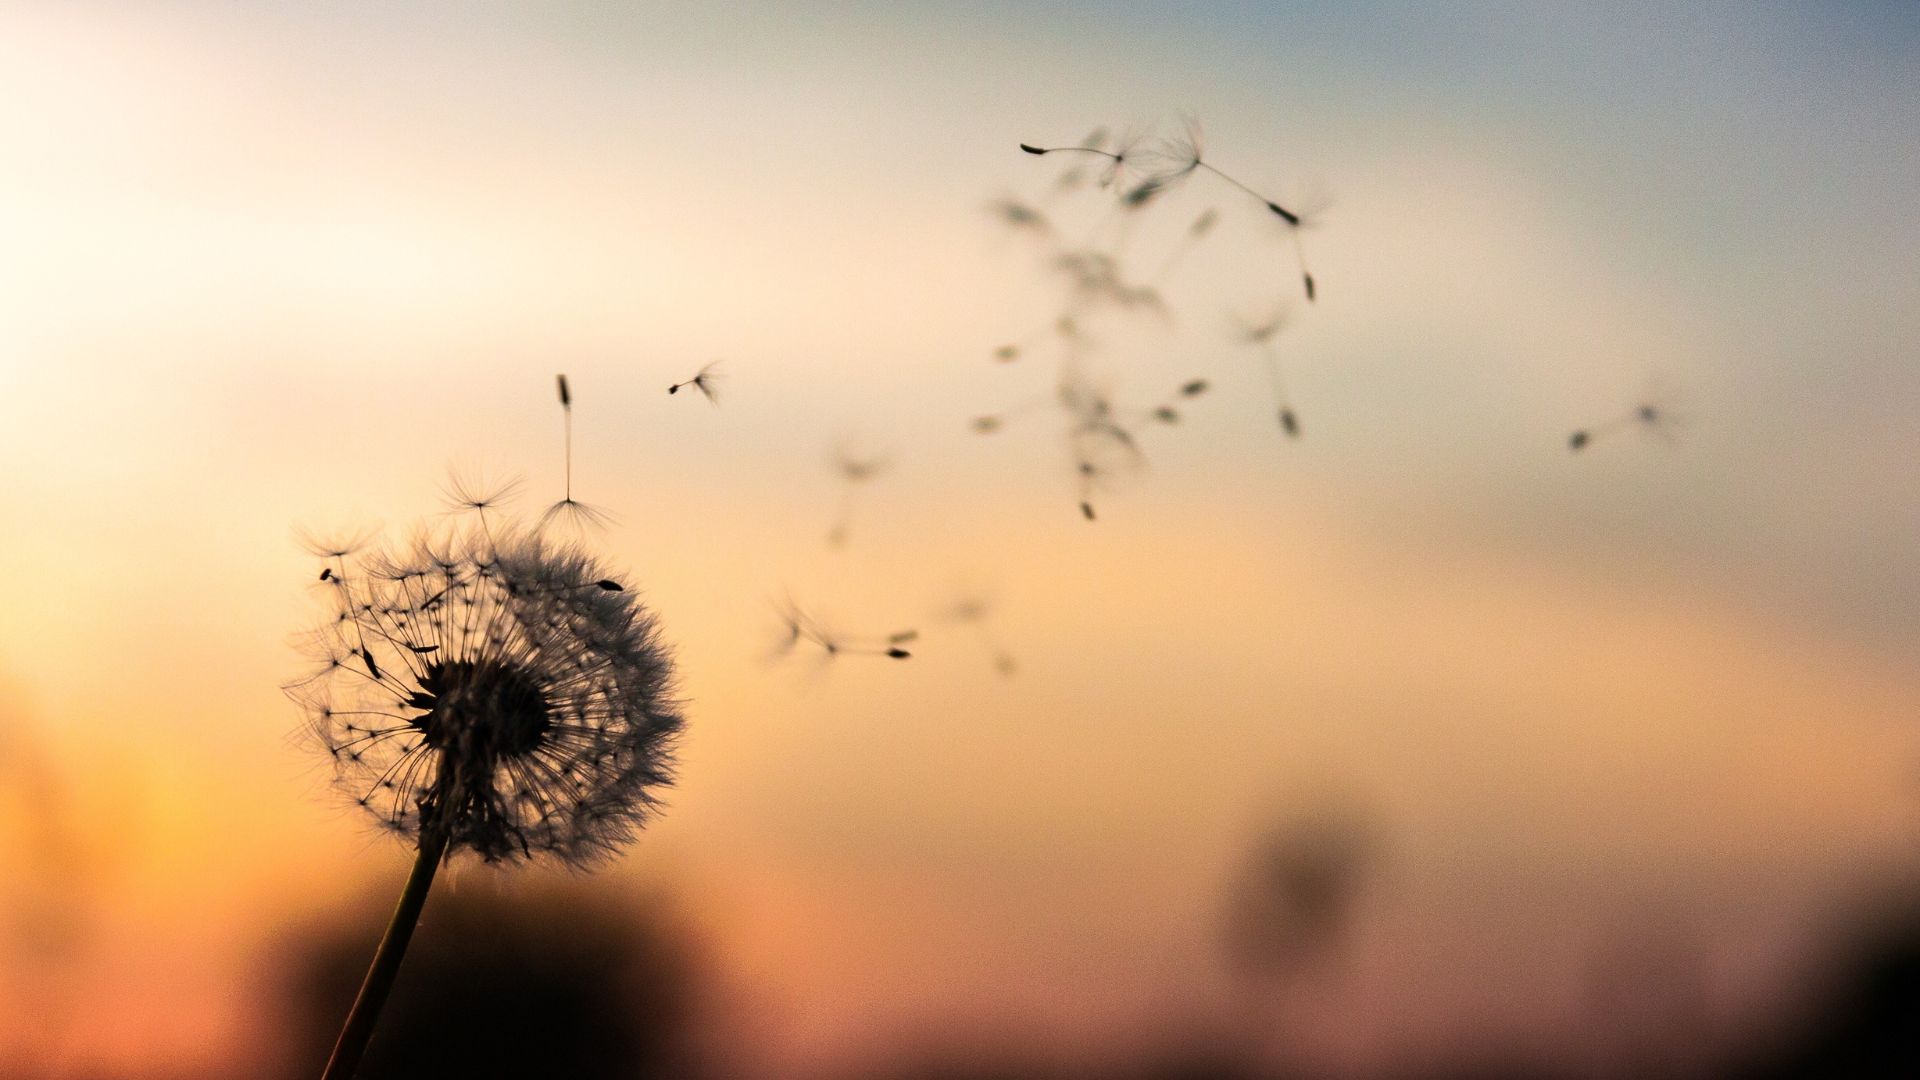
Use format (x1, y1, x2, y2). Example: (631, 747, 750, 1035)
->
(542, 374, 614, 533)
(288, 518, 680, 1079)
(666, 362, 722, 404)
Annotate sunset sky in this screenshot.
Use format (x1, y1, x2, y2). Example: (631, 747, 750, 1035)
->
(1, 3, 1917, 1077)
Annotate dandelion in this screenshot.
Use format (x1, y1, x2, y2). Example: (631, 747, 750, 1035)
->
(288, 520, 681, 1079)
(825, 443, 889, 548)
(667, 361, 723, 404)
(768, 595, 913, 662)
(1232, 304, 1302, 438)
(1568, 379, 1691, 453)
(542, 374, 614, 532)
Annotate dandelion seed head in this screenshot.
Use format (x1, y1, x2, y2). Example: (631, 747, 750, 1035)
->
(287, 524, 681, 867)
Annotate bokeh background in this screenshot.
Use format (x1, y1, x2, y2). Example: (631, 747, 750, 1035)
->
(2, 2, 1917, 1077)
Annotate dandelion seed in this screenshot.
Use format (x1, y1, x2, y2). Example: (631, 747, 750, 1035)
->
(1568, 378, 1691, 454)
(1020, 125, 1147, 189)
(1043, 127, 1111, 194)
(290, 519, 681, 1079)
(1232, 304, 1303, 440)
(440, 466, 524, 543)
(667, 361, 723, 404)
(825, 444, 890, 548)
(990, 313, 1083, 365)
(1136, 113, 1320, 301)
(543, 373, 612, 533)
(768, 595, 915, 663)
(986, 197, 1051, 235)
(296, 523, 382, 563)
(1141, 377, 1212, 426)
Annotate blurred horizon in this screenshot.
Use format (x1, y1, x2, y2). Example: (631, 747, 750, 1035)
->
(2, 2, 1917, 1077)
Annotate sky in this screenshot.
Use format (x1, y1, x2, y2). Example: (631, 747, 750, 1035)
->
(0, 2, 1916, 1077)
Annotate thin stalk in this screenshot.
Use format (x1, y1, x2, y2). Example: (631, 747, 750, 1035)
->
(320, 827, 450, 1080)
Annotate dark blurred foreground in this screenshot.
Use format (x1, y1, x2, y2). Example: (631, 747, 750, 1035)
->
(8, 876, 1920, 1080)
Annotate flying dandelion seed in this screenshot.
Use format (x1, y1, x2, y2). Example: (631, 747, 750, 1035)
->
(825, 444, 890, 547)
(1044, 126, 1111, 195)
(768, 595, 914, 662)
(1568, 379, 1692, 453)
(1134, 113, 1321, 301)
(288, 518, 681, 1079)
(542, 374, 613, 532)
(990, 313, 1082, 365)
(1231, 304, 1304, 439)
(1058, 369, 1151, 522)
(666, 362, 723, 404)
(1143, 377, 1212, 426)
(985, 196, 1052, 235)
(976, 367, 1171, 521)
(1020, 124, 1148, 190)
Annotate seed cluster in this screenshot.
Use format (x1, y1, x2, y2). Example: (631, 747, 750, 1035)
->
(288, 528, 681, 866)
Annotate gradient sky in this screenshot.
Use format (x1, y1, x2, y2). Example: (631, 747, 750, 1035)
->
(1, 2, 1917, 1076)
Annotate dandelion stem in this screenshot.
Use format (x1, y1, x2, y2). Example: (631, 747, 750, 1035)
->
(320, 827, 449, 1080)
